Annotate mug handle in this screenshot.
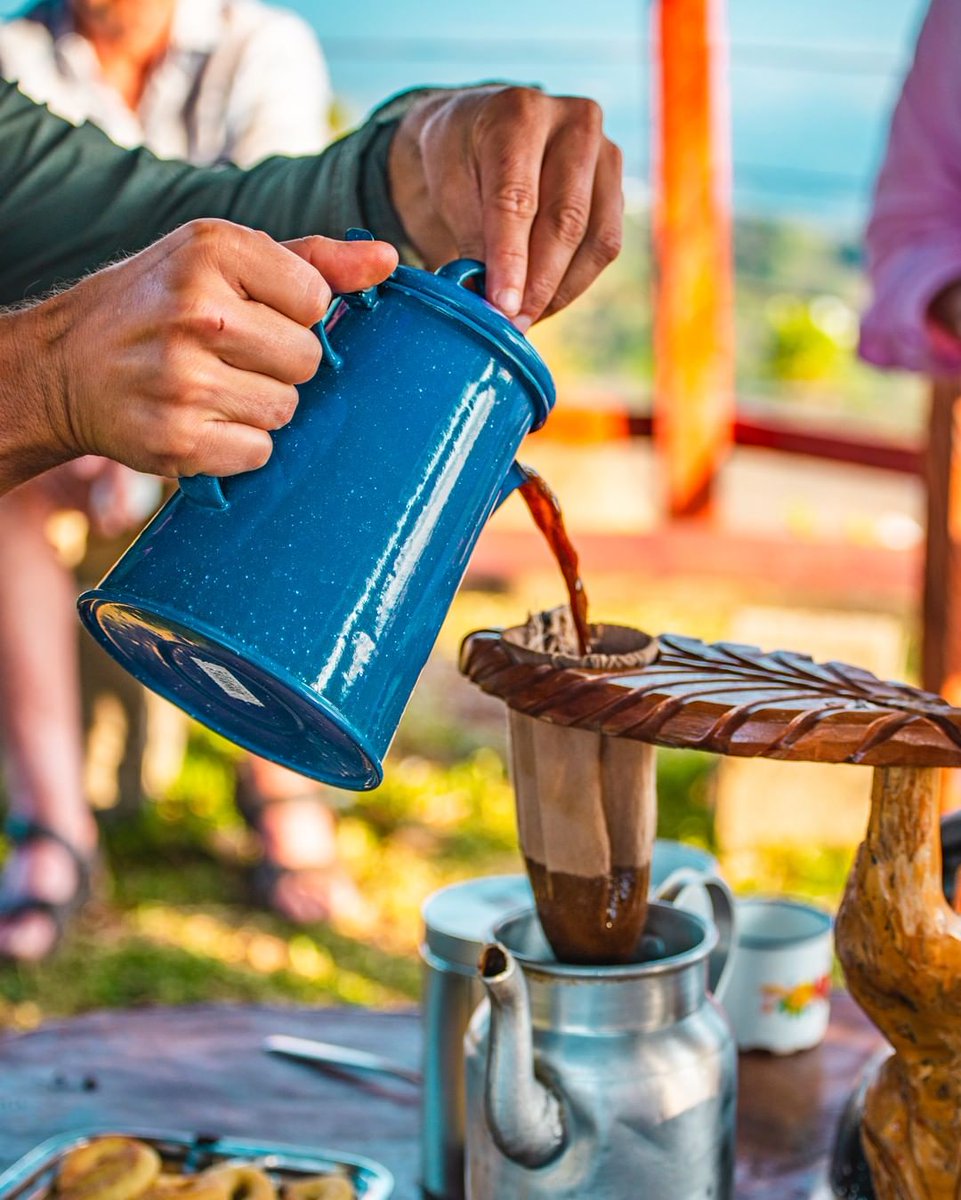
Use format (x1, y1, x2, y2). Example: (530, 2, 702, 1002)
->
(655, 867, 736, 1002)
(179, 319, 343, 511)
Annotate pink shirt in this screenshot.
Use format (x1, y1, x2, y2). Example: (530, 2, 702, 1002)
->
(861, 0, 961, 372)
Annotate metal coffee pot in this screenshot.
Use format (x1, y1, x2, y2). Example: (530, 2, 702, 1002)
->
(465, 900, 737, 1200)
(420, 874, 533, 1200)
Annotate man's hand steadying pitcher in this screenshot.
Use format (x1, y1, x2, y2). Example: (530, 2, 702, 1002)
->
(389, 86, 623, 331)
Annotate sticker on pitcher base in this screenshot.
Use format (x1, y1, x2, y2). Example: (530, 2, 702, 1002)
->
(191, 657, 264, 707)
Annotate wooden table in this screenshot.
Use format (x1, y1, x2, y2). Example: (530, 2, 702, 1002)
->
(0, 997, 883, 1199)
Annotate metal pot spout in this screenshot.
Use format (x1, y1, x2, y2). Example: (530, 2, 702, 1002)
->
(478, 943, 566, 1168)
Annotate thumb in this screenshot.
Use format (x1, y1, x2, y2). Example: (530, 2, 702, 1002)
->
(283, 235, 398, 294)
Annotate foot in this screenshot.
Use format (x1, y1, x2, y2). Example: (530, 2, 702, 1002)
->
(249, 794, 373, 931)
(0, 828, 94, 962)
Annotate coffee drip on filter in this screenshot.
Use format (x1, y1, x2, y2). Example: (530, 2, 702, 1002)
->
(501, 608, 660, 965)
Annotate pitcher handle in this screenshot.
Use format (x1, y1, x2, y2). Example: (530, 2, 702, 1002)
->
(179, 319, 343, 511)
(435, 258, 486, 291)
(655, 867, 736, 1001)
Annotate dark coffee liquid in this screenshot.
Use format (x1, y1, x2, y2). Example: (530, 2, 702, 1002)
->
(516, 465, 592, 657)
(525, 857, 651, 965)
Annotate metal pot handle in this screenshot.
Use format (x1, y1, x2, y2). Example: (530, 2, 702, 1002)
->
(654, 867, 736, 1001)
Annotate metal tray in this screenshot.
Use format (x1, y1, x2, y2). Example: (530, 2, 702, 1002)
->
(0, 1129, 393, 1200)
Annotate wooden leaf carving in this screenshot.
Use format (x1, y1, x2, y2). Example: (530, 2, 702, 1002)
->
(460, 629, 961, 767)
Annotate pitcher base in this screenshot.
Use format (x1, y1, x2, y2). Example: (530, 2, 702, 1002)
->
(77, 592, 383, 790)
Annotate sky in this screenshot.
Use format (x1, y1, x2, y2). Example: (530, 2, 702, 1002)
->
(284, 0, 927, 231)
(0, 0, 930, 231)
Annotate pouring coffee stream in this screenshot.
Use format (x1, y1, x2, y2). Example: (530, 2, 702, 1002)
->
(500, 467, 669, 967)
(514, 464, 592, 657)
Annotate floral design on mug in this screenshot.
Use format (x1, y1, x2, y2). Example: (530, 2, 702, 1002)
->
(761, 974, 831, 1016)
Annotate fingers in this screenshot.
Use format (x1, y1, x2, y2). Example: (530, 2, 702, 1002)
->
(518, 103, 605, 327)
(182, 421, 275, 480)
(283, 235, 398, 294)
(169, 222, 397, 329)
(474, 89, 552, 319)
(172, 226, 397, 384)
(137, 360, 299, 480)
(200, 365, 300, 433)
(397, 88, 622, 327)
(212, 297, 322, 384)
(537, 138, 624, 322)
(172, 221, 330, 328)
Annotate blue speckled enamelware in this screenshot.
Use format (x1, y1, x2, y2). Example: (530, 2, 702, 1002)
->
(77, 250, 555, 789)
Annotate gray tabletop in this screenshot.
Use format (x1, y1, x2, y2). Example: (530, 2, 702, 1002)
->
(0, 997, 883, 1199)
(0, 1006, 422, 1199)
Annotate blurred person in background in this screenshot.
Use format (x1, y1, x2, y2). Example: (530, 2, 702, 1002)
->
(0, 0, 356, 961)
(860, 0, 961, 370)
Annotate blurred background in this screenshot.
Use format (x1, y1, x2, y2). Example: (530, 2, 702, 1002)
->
(0, 0, 934, 1023)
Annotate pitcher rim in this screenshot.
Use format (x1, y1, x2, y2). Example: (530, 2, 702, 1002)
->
(492, 900, 718, 981)
(387, 267, 556, 430)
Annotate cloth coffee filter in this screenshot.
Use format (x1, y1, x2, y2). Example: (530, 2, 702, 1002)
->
(502, 606, 659, 671)
(503, 609, 660, 964)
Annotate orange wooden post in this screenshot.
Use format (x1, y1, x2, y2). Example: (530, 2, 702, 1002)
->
(922, 377, 961, 813)
(653, 0, 735, 517)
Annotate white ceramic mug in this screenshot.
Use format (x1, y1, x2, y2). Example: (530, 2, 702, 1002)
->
(722, 897, 833, 1054)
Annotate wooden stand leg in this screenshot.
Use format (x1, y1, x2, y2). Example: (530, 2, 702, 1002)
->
(836, 766, 961, 1199)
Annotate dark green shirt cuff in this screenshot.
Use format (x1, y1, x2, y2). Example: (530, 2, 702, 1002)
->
(0, 81, 432, 302)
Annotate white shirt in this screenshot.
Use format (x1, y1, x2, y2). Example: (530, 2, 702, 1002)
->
(0, 0, 334, 167)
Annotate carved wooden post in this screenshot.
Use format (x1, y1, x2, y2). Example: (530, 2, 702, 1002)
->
(837, 766, 961, 1200)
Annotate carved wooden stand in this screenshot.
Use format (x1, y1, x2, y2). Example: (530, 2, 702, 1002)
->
(461, 624, 961, 1200)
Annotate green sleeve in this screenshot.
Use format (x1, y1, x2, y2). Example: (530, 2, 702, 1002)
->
(0, 81, 432, 303)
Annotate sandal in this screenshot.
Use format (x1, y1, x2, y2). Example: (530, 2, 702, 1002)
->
(0, 815, 97, 958)
(236, 780, 371, 929)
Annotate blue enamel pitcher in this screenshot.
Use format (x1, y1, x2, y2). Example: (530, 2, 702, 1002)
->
(77, 235, 555, 789)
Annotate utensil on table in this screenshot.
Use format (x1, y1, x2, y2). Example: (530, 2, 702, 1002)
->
(263, 1035, 420, 1087)
(419, 850, 735, 1200)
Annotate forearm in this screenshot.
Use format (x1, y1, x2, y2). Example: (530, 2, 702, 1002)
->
(0, 301, 73, 495)
(0, 83, 429, 303)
